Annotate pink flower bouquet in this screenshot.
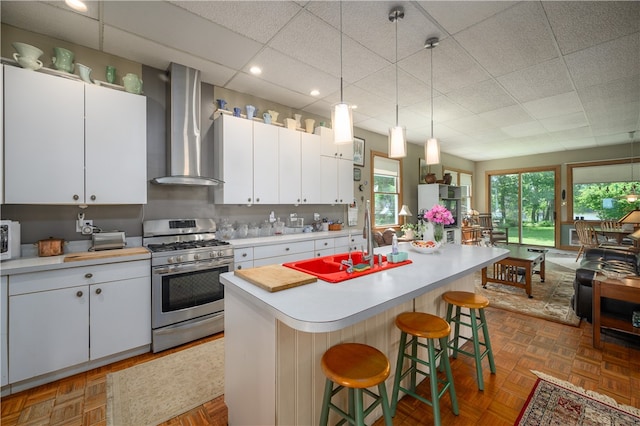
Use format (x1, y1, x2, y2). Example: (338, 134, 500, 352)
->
(424, 204, 454, 225)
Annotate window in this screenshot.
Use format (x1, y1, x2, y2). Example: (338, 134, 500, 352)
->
(568, 160, 639, 221)
(372, 152, 403, 227)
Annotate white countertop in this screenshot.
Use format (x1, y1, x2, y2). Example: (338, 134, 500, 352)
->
(0, 248, 151, 276)
(220, 242, 509, 333)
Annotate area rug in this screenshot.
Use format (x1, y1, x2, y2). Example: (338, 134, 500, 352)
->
(106, 337, 224, 426)
(516, 370, 640, 425)
(474, 261, 581, 326)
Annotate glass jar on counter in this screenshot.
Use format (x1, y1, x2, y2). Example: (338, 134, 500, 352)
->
(236, 223, 248, 238)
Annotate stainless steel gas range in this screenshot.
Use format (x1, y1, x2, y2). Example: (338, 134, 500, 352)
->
(143, 218, 233, 352)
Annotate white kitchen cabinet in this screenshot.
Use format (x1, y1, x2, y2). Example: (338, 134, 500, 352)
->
(253, 121, 279, 204)
(1, 276, 8, 388)
(214, 114, 253, 204)
(317, 127, 354, 204)
(300, 132, 322, 204)
(3, 65, 147, 205)
(418, 184, 462, 244)
(8, 260, 150, 384)
(9, 285, 89, 383)
(84, 84, 147, 204)
(335, 234, 367, 254)
(214, 115, 278, 204)
(314, 237, 334, 257)
(234, 247, 254, 270)
(253, 240, 315, 267)
(0, 66, 4, 204)
(278, 127, 301, 205)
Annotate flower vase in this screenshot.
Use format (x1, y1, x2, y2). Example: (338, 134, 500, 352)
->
(432, 223, 444, 243)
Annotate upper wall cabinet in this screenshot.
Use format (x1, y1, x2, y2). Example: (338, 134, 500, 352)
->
(3, 65, 147, 205)
(317, 127, 353, 204)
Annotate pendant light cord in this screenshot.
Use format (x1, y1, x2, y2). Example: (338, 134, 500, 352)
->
(395, 11, 399, 126)
(340, 0, 344, 104)
(430, 45, 434, 138)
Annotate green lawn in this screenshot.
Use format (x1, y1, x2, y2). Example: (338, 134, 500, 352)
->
(506, 224, 555, 246)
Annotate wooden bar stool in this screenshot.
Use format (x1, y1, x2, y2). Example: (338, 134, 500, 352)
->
(442, 291, 495, 391)
(390, 312, 458, 426)
(320, 343, 393, 426)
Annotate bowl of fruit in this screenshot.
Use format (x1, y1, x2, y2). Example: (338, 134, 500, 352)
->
(410, 240, 441, 254)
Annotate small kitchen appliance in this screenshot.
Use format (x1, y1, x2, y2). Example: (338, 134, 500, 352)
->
(0, 220, 21, 260)
(143, 218, 233, 352)
(91, 231, 126, 251)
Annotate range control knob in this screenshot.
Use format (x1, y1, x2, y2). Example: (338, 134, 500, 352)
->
(168, 257, 175, 264)
(175, 255, 184, 263)
(193, 253, 200, 260)
(209, 251, 217, 258)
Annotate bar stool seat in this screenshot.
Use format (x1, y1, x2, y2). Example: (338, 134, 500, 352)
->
(320, 343, 392, 426)
(391, 312, 458, 426)
(442, 291, 495, 391)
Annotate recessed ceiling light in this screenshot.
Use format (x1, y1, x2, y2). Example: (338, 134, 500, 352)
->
(249, 66, 262, 75)
(65, 0, 87, 12)
(310, 89, 320, 96)
(351, 105, 358, 109)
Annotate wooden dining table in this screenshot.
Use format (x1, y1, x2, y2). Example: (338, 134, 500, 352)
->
(595, 228, 632, 245)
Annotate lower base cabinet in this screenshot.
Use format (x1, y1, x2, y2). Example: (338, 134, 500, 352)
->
(8, 260, 150, 384)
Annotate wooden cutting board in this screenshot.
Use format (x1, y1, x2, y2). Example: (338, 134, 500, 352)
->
(63, 247, 150, 262)
(234, 264, 317, 292)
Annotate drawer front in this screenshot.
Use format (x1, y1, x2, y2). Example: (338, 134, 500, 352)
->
(254, 240, 315, 260)
(315, 248, 334, 258)
(9, 260, 150, 295)
(234, 261, 253, 271)
(234, 247, 254, 263)
(314, 238, 334, 251)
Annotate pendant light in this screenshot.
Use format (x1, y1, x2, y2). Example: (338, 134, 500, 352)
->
(332, 1, 353, 145)
(424, 37, 440, 165)
(625, 131, 638, 203)
(388, 7, 406, 159)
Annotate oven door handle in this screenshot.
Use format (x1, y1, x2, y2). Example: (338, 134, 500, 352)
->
(152, 258, 233, 275)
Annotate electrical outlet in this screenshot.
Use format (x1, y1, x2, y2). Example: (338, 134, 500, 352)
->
(76, 219, 93, 234)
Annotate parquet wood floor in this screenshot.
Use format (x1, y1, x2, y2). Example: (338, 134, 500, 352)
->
(2, 307, 639, 425)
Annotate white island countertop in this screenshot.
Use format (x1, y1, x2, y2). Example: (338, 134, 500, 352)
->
(220, 242, 509, 333)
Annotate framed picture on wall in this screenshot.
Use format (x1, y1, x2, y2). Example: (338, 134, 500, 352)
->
(353, 137, 365, 167)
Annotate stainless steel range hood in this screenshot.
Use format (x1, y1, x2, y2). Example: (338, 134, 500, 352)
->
(151, 63, 223, 186)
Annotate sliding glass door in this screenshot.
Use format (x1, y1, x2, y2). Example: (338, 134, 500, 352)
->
(488, 168, 559, 246)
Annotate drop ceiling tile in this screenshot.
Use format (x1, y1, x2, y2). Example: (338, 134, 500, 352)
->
(501, 121, 548, 138)
(353, 117, 391, 135)
(417, 1, 518, 35)
(445, 79, 516, 114)
(497, 58, 574, 103)
(565, 33, 640, 89)
(44, 0, 100, 20)
(247, 48, 339, 98)
(103, 1, 263, 70)
(522, 91, 583, 120)
(409, 96, 474, 123)
(300, 99, 333, 120)
(103, 26, 236, 86)
(549, 126, 593, 142)
(2, 1, 100, 49)
(399, 37, 491, 94)
(169, 1, 302, 43)
(540, 111, 589, 132)
(443, 115, 495, 135)
(321, 84, 394, 118)
(559, 137, 598, 150)
(353, 66, 429, 108)
(226, 73, 315, 109)
(478, 105, 534, 128)
(453, 1, 558, 77)
(578, 75, 640, 108)
(542, 1, 640, 55)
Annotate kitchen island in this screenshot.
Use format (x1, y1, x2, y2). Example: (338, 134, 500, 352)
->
(221, 242, 509, 425)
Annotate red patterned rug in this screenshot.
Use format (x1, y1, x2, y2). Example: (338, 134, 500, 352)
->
(516, 371, 640, 425)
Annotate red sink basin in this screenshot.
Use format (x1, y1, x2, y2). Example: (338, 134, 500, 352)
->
(283, 251, 412, 283)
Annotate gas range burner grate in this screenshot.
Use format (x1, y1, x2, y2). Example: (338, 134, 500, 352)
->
(147, 239, 230, 252)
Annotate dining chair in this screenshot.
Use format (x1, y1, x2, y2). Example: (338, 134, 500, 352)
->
(477, 214, 508, 245)
(600, 220, 623, 243)
(574, 220, 601, 261)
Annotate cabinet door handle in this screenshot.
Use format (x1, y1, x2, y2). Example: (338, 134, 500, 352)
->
(285, 247, 290, 251)
(247, 198, 252, 202)
(256, 198, 260, 203)
(76, 291, 83, 298)
(324, 242, 328, 246)
(242, 253, 247, 257)
(303, 198, 307, 202)
(85, 273, 93, 278)
(95, 288, 102, 295)
(90, 195, 96, 201)
(73, 194, 79, 200)
(237, 265, 242, 270)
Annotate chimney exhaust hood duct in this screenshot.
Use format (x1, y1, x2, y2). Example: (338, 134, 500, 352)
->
(151, 63, 223, 186)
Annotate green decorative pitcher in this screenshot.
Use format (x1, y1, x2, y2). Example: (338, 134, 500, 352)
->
(52, 47, 74, 73)
(122, 73, 143, 94)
